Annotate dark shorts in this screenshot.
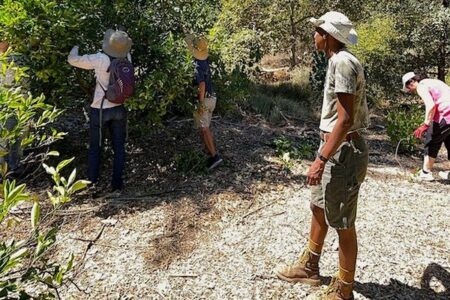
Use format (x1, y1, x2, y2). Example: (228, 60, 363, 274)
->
(311, 137, 369, 229)
(424, 119, 450, 159)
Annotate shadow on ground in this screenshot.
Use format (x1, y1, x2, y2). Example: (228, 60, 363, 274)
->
(320, 263, 449, 299)
(51, 109, 448, 271)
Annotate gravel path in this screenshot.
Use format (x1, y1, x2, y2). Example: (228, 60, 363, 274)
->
(56, 117, 450, 300)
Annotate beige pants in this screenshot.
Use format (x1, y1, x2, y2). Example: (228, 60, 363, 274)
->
(193, 96, 216, 128)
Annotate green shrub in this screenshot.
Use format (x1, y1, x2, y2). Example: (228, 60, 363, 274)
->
(0, 156, 89, 299)
(273, 136, 315, 168)
(246, 87, 310, 124)
(310, 51, 327, 93)
(0, 0, 220, 124)
(0, 52, 65, 172)
(247, 91, 274, 118)
(386, 104, 423, 153)
(174, 148, 208, 175)
(210, 55, 251, 116)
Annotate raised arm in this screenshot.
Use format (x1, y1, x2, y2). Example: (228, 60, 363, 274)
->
(67, 46, 102, 70)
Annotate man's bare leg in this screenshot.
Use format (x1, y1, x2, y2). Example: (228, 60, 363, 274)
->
(309, 204, 328, 253)
(200, 127, 216, 157)
(337, 227, 357, 284)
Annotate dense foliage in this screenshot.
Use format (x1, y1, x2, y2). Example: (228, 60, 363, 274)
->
(0, 52, 89, 299)
(0, 0, 220, 123)
(0, 0, 449, 296)
(0, 0, 448, 123)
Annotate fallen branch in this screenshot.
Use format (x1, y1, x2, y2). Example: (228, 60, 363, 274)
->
(267, 211, 286, 218)
(168, 274, 198, 278)
(73, 224, 107, 276)
(55, 208, 98, 216)
(93, 189, 181, 202)
(251, 274, 274, 280)
(67, 278, 89, 295)
(279, 111, 291, 125)
(239, 199, 279, 222)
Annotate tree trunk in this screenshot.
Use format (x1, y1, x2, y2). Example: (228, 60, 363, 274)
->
(289, 1, 297, 67)
(438, 2, 448, 81)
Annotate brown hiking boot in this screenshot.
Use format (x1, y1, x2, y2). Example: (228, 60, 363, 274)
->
(275, 248, 321, 286)
(306, 275, 354, 300)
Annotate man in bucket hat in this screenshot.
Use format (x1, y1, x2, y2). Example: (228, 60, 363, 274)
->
(276, 11, 369, 300)
(185, 34, 222, 170)
(68, 29, 132, 192)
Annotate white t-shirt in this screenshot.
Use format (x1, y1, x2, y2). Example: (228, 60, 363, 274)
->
(417, 79, 450, 123)
(320, 49, 369, 133)
(67, 46, 120, 109)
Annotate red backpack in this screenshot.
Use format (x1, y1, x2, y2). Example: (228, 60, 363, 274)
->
(102, 57, 135, 104)
(97, 57, 135, 146)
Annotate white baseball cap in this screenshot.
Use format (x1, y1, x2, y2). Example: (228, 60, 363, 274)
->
(402, 72, 415, 92)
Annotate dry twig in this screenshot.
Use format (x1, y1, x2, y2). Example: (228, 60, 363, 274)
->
(168, 274, 199, 278)
(73, 224, 107, 277)
(238, 199, 279, 223)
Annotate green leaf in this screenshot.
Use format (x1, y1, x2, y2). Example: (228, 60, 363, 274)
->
(42, 164, 56, 176)
(31, 201, 40, 230)
(54, 186, 65, 196)
(66, 253, 74, 272)
(69, 180, 90, 193)
(10, 248, 28, 261)
(47, 151, 60, 157)
(56, 158, 74, 172)
(67, 169, 76, 186)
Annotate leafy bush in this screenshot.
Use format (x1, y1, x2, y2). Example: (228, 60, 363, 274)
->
(0, 156, 89, 299)
(273, 136, 315, 168)
(174, 148, 208, 175)
(247, 83, 310, 124)
(0, 51, 88, 298)
(386, 104, 423, 153)
(0, 0, 220, 124)
(0, 51, 65, 174)
(309, 51, 327, 94)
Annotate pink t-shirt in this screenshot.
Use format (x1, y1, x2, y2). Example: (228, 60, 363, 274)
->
(417, 79, 450, 123)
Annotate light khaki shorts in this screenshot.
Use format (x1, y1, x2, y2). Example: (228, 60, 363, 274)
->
(194, 96, 216, 128)
(310, 137, 368, 229)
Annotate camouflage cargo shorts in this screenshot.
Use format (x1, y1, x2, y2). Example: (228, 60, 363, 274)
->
(310, 136, 369, 229)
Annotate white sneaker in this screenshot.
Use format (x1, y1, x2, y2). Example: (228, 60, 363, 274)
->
(418, 170, 434, 181)
(438, 171, 450, 180)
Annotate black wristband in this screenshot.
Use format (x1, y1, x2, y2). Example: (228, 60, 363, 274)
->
(318, 154, 329, 163)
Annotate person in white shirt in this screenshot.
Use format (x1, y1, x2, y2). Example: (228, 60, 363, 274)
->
(402, 72, 450, 181)
(68, 29, 132, 192)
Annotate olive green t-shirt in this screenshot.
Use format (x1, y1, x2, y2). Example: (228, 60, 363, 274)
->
(320, 49, 369, 133)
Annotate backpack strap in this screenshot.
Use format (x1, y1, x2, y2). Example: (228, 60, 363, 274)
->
(97, 55, 113, 147)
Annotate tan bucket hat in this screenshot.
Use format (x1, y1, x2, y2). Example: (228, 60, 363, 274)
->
(184, 34, 209, 60)
(102, 29, 132, 58)
(310, 11, 358, 45)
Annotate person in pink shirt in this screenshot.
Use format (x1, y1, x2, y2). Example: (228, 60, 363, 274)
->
(402, 72, 450, 181)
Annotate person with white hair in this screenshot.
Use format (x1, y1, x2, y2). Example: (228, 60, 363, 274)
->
(276, 11, 369, 300)
(402, 72, 450, 181)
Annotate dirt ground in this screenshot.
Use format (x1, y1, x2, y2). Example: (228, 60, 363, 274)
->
(34, 111, 448, 300)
